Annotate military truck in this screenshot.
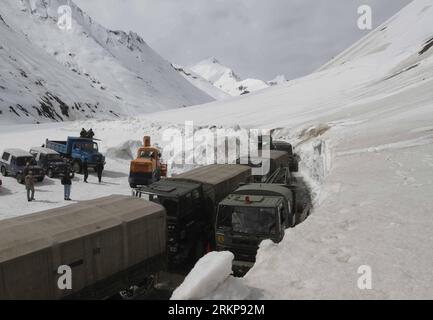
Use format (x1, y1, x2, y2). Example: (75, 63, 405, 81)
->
(135, 164, 252, 271)
(45, 137, 105, 174)
(0, 195, 166, 300)
(258, 136, 299, 172)
(271, 141, 299, 172)
(238, 150, 290, 182)
(215, 173, 311, 274)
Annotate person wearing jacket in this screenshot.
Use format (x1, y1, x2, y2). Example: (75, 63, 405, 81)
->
(61, 169, 73, 201)
(96, 159, 103, 184)
(25, 171, 35, 202)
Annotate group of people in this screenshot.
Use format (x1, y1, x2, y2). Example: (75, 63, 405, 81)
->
(24, 159, 103, 202)
(82, 159, 104, 184)
(80, 128, 95, 139)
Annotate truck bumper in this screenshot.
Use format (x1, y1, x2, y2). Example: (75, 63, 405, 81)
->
(129, 172, 154, 187)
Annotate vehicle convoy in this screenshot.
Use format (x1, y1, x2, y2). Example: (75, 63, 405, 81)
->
(258, 135, 299, 172)
(129, 136, 167, 188)
(135, 164, 252, 270)
(29, 147, 70, 178)
(271, 140, 299, 172)
(0, 149, 45, 184)
(0, 195, 166, 300)
(45, 137, 105, 174)
(215, 168, 311, 274)
(238, 150, 290, 182)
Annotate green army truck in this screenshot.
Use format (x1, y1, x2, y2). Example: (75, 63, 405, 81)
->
(215, 178, 311, 275)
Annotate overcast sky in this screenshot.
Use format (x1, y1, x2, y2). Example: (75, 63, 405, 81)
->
(74, 0, 412, 81)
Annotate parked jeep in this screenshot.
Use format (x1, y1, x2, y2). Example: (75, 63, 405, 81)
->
(29, 147, 70, 178)
(0, 149, 45, 184)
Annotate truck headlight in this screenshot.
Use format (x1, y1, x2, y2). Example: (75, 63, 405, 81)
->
(216, 234, 225, 245)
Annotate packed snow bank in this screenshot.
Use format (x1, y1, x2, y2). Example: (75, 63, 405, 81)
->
(171, 251, 234, 300)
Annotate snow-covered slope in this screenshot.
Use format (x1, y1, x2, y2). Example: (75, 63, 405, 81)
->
(268, 74, 288, 86)
(190, 57, 269, 96)
(172, 63, 230, 100)
(0, 0, 212, 124)
(143, 0, 433, 299)
(1, 0, 433, 300)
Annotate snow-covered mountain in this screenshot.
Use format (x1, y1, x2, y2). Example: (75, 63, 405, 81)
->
(172, 63, 230, 100)
(190, 57, 269, 96)
(144, 0, 433, 299)
(268, 74, 288, 86)
(0, 0, 212, 124)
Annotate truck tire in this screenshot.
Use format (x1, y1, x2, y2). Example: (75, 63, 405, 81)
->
(38, 177, 44, 183)
(72, 161, 82, 174)
(1, 166, 7, 177)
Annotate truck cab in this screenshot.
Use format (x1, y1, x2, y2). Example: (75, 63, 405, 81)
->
(136, 180, 207, 271)
(29, 147, 69, 178)
(0, 149, 45, 183)
(215, 184, 295, 274)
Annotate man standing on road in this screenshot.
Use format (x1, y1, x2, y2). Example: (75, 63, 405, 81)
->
(25, 171, 35, 202)
(96, 159, 103, 184)
(83, 159, 89, 183)
(61, 169, 73, 201)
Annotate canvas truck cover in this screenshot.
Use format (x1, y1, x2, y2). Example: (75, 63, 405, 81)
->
(0, 195, 166, 299)
(171, 164, 252, 203)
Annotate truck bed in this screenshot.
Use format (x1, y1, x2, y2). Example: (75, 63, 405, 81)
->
(0, 195, 166, 299)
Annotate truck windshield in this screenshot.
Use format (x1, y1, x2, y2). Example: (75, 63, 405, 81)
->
(217, 206, 277, 235)
(139, 150, 154, 159)
(16, 157, 36, 166)
(75, 142, 98, 152)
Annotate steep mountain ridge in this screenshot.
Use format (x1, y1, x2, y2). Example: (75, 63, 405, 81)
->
(190, 57, 269, 96)
(0, 0, 212, 124)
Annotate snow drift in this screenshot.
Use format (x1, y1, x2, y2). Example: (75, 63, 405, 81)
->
(171, 251, 234, 300)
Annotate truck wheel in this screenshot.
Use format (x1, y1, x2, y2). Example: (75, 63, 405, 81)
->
(16, 174, 24, 184)
(47, 169, 54, 178)
(1, 166, 7, 177)
(38, 177, 44, 183)
(72, 161, 82, 174)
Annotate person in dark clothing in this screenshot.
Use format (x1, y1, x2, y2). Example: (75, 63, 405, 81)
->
(23, 162, 31, 177)
(25, 171, 35, 202)
(87, 129, 95, 139)
(61, 169, 73, 201)
(80, 128, 87, 138)
(83, 159, 89, 183)
(95, 159, 103, 184)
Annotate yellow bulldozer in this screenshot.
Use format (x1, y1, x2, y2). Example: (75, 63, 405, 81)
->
(129, 136, 167, 188)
